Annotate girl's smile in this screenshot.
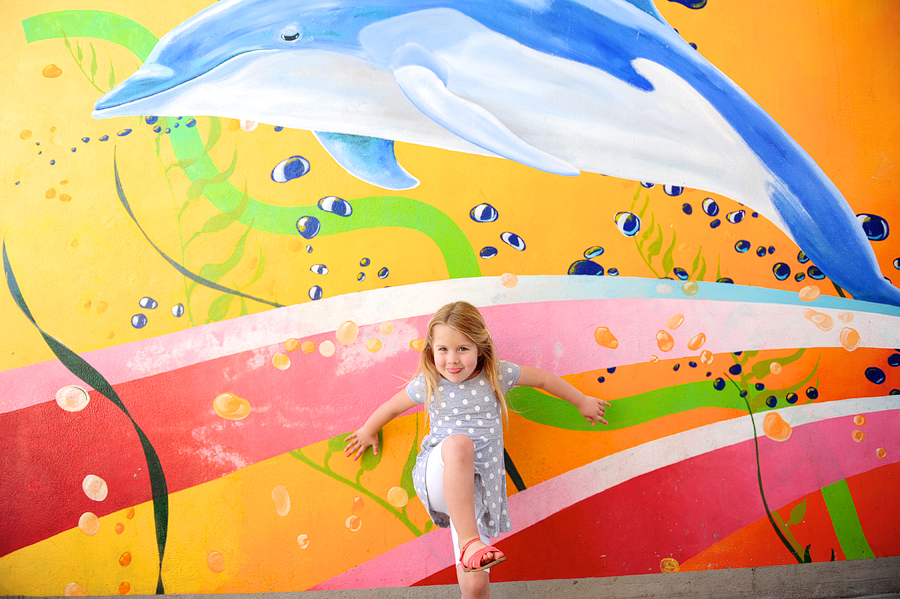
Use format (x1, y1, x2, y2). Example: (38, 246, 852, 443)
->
(432, 324, 481, 383)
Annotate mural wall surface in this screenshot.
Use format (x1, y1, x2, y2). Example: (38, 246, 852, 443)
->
(2, 0, 899, 594)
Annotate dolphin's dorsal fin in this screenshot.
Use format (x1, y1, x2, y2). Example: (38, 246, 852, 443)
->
(313, 131, 419, 190)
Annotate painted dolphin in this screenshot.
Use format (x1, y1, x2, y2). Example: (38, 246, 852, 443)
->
(93, 0, 900, 307)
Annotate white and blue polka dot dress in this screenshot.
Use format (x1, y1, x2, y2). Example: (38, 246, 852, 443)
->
(407, 361, 521, 538)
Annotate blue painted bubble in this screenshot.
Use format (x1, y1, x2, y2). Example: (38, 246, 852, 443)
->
(296, 216, 320, 239)
(673, 363, 680, 371)
(139, 296, 158, 309)
(607, 367, 616, 374)
(807, 266, 825, 280)
(673, 267, 689, 280)
(857, 214, 889, 241)
(117, 129, 132, 137)
(608, 267, 619, 276)
(755, 383, 765, 391)
(798, 251, 809, 264)
(614, 212, 641, 237)
(568, 260, 603, 276)
(501, 232, 526, 251)
(701, 198, 719, 217)
(71, 148, 76, 152)
(795, 273, 806, 282)
(153, 126, 162, 133)
(378, 267, 389, 279)
(310, 264, 328, 275)
(174, 123, 179, 128)
(309, 286, 323, 301)
(786, 392, 798, 404)
(726, 210, 745, 224)
(145, 116, 158, 125)
(756, 246, 767, 257)
(894, 258, 900, 270)
(768, 246, 776, 255)
(357, 272, 365, 282)
(664, 184, 683, 196)
(729, 364, 742, 375)
(274, 126, 284, 132)
(584, 246, 604, 259)
(318, 196, 352, 216)
(806, 386, 819, 399)
(669, 0, 708, 9)
(131, 314, 147, 329)
(171, 303, 184, 317)
(81, 137, 90, 143)
(682, 203, 692, 215)
(717, 277, 734, 284)
(186, 118, 197, 128)
(688, 362, 697, 368)
(739, 390, 748, 398)
(641, 182, 655, 188)
(765, 396, 777, 408)
(709, 219, 721, 229)
(865, 367, 886, 384)
(597, 376, 605, 383)
(713, 378, 725, 391)
(773, 263, 791, 281)
(306, 245, 313, 253)
(887, 353, 900, 367)
(50, 160, 55, 165)
(469, 203, 499, 223)
(360, 257, 370, 267)
(99, 135, 109, 141)
(164, 128, 170, 134)
(735, 240, 750, 253)
(272, 156, 310, 183)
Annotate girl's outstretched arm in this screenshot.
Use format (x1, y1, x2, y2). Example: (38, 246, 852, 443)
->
(516, 365, 611, 425)
(344, 389, 417, 460)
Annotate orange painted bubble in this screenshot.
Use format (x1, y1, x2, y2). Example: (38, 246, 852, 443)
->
(240, 119, 258, 132)
(227, 119, 242, 131)
(700, 350, 714, 365)
(656, 330, 674, 352)
(660, 557, 680, 573)
(207, 551, 225, 573)
(410, 338, 425, 351)
(50, 126, 57, 133)
(119, 552, 132, 567)
(336, 321, 359, 345)
(838, 312, 854, 323)
(83, 475, 108, 501)
(297, 534, 310, 549)
(272, 353, 291, 370)
(763, 412, 792, 442)
(20, 129, 33, 140)
(366, 338, 383, 353)
(95, 301, 108, 315)
(649, 355, 659, 363)
(284, 338, 300, 352)
(852, 430, 866, 443)
(379, 322, 394, 335)
(56, 385, 90, 412)
(64, 583, 88, 596)
(345, 515, 362, 532)
(43, 64, 63, 78)
(126, 507, 135, 520)
(78, 512, 100, 536)
(666, 313, 684, 330)
(272, 485, 291, 516)
(769, 361, 782, 375)
(319, 340, 336, 357)
(687, 332, 706, 351)
(501, 273, 518, 288)
(115, 522, 125, 534)
(803, 308, 834, 332)
(594, 327, 619, 349)
(46, 188, 57, 199)
(387, 487, 409, 508)
(853, 415, 867, 427)
(840, 328, 860, 351)
(799, 285, 821, 302)
(118, 582, 130, 595)
(301, 341, 316, 353)
(213, 393, 251, 420)
(60, 179, 68, 185)
(352, 496, 365, 513)
(876, 448, 887, 459)
(59, 194, 72, 202)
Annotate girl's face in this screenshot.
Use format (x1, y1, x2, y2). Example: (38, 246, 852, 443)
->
(431, 324, 481, 383)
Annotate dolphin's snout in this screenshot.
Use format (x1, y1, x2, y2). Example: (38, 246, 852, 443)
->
(94, 64, 178, 114)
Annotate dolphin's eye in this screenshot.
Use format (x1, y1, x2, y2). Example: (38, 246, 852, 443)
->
(280, 26, 301, 42)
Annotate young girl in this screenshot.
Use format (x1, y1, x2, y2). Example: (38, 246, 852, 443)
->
(345, 301, 609, 598)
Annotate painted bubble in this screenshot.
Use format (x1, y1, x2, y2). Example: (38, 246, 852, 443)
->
(889, 353, 900, 367)
(594, 327, 619, 349)
(240, 119, 258, 131)
(272, 485, 291, 516)
(700, 350, 714, 365)
(336, 321, 359, 345)
(770, 361, 782, 375)
(345, 515, 362, 532)
(115, 523, 125, 534)
(709, 219, 721, 229)
(78, 512, 100, 535)
(756, 246, 767, 257)
(852, 430, 866, 443)
(213, 393, 251, 420)
(119, 552, 132, 567)
(734, 240, 750, 253)
(501, 273, 518, 288)
(319, 340, 336, 357)
(765, 396, 777, 408)
(139, 297, 158, 309)
(673, 268, 689, 280)
(360, 257, 370, 267)
(480, 246, 498, 259)
(56, 385, 90, 412)
(297, 534, 310, 549)
(614, 212, 641, 237)
(666, 314, 684, 330)
(83, 475, 109, 501)
(20, 129, 33, 140)
(207, 551, 225, 573)
(410, 339, 425, 351)
(116, 129, 132, 137)
(865, 367, 886, 384)
(641, 182, 655, 188)
(656, 330, 675, 352)
(357, 272, 366, 282)
(145, 116, 158, 125)
(127, 507, 135, 519)
(838, 312, 854, 323)
(131, 314, 148, 329)
(296, 216, 321, 239)
(786, 392, 798, 404)
(285, 338, 300, 352)
(172, 303, 185, 317)
(99, 135, 109, 141)
(663, 185, 683, 197)
(366, 338, 383, 353)
(701, 198, 719, 217)
(876, 448, 887, 459)
(470, 203, 499, 223)
(310, 264, 328, 275)
(807, 266, 825, 280)
(687, 333, 706, 351)
(649, 355, 659, 363)
(318, 196, 352, 216)
(682, 203, 693, 215)
(660, 557, 680, 573)
(501, 232, 526, 250)
(309, 285, 323, 300)
(302, 341, 316, 353)
(353, 497, 365, 514)
(726, 210, 745, 224)
(608, 267, 619, 276)
(65, 583, 88, 596)
(806, 386, 819, 399)
(656, 283, 674, 294)
(584, 246, 604, 259)
(763, 412, 792, 442)
(840, 328, 860, 351)
(306, 245, 313, 253)
(387, 487, 409, 508)
(682, 281, 699, 296)
(59, 193, 72, 202)
(856, 213, 889, 241)
(729, 364, 742, 375)
(46, 188, 57, 199)
(378, 267, 389, 279)
(799, 286, 820, 302)
(768, 246, 776, 255)
(713, 378, 725, 391)
(802, 308, 833, 332)
(798, 251, 810, 264)
(43, 64, 63, 77)
(272, 353, 291, 370)
(568, 260, 603, 275)
(772, 263, 791, 281)
(853, 414, 867, 427)
(118, 582, 130, 595)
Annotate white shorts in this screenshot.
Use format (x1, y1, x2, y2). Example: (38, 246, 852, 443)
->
(426, 437, 492, 564)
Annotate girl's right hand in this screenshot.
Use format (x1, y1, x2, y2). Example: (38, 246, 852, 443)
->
(344, 429, 378, 461)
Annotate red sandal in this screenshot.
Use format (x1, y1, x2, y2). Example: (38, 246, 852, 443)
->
(459, 538, 506, 572)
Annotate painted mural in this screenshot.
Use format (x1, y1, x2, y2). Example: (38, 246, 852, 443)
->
(2, 0, 899, 595)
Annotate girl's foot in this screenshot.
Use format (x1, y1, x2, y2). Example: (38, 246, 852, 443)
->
(459, 538, 506, 572)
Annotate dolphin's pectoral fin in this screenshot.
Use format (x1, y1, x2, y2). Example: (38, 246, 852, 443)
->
(392, 64, 580, 177)
(313, 131, 419, 190)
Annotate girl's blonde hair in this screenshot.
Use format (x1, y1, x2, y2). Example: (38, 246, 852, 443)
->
(417, 301, 509, 426)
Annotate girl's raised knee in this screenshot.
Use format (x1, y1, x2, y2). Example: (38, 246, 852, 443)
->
(442, 434, 475, 461)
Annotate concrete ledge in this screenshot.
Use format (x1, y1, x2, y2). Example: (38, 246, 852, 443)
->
(5, 557, 898, 599)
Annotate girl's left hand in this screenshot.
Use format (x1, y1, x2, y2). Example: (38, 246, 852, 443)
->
(579, 394, 611, 425)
